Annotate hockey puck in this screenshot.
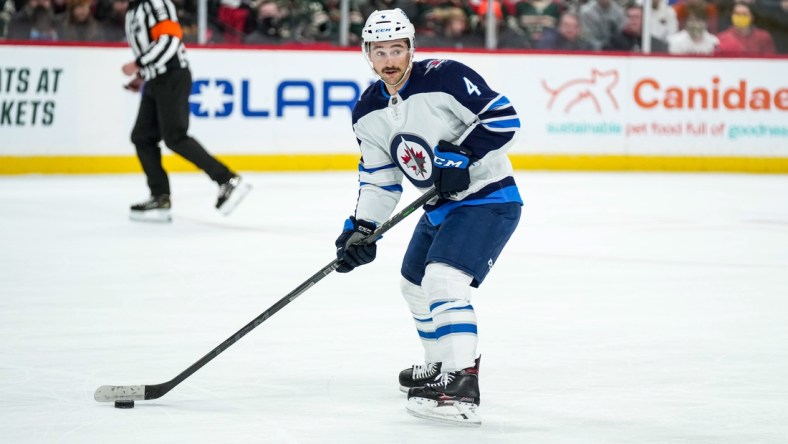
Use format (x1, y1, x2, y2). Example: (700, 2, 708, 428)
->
(114, 400, 135, 409)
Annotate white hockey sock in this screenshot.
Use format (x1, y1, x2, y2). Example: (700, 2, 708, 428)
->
(400, 277, 440, 363)
(421, 262, 477, 372)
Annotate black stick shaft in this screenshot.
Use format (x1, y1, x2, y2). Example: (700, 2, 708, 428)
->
(143, 189, 437, 400)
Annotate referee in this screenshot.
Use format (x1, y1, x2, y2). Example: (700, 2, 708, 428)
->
(122, 0, 250, 222)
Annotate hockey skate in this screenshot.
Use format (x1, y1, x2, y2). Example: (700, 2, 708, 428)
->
(399, 362, 441, 393)
(129, 194, 172, 223)
(216, 175, 251, 216)
(406, 358, 481, 427)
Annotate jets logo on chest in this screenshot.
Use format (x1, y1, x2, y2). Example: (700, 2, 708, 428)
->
(389, 134, 434, 187)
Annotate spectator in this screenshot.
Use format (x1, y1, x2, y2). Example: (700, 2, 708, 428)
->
(511, 0, 562, 46)
(755, 0, 788, 53)
(93, 0, 112, 20)
(300, 0, 364, 44)
(673, 0, 717, 33)
(667, 12, 719, 53)
(216, 0, 252, 43)
(177, 0, 224, 43)
(7, 0, 59, 40)
(98, 0, 126, 41)
(604, 4, 669, 52)
(715, 0, 738, 32)
(496, 23, 533, 49)
(59, 0, 103, 41)
(644, 0, 678, 41)
(50, 0, 65, 14)
(244, 0, 290, 43)
(470, 0, 505, 25)
(360, 0, 419, 28)
(472, 0, 532, 48)
(1, 0, 15, 38)
(409, 0, 449, 35)
(419, 6, 484, 48)
(716, 0, 776, 54)
(537, 11, 595, 50)
(418, 0, 472, 38)
(579, 0, 626, 50)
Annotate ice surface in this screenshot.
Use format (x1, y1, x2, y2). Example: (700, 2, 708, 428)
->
(1, 171, 787, 443)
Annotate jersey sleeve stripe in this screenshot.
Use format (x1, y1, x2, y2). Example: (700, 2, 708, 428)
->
(488, 95, 511, 110)
(479, 107, 517, 120)
(359, 163, 397, 173)
(483, 118, 521, 129)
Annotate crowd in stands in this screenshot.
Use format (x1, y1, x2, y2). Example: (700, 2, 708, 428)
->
(1, 0, 786, 54)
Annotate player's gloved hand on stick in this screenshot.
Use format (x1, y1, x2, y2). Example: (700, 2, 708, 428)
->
(432, 140, 473, 199)
(335, 216, 377, 273)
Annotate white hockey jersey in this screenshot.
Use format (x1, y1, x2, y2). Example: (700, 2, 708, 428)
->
(351, 59, 522, 226)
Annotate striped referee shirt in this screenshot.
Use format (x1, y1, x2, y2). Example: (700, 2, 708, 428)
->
(125, 0, 188, 80)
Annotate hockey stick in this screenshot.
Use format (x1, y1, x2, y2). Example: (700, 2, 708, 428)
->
(94, 188, 438, 403)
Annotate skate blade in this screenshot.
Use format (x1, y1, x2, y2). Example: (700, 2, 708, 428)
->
(217, 183, 252, 216)
(406, 397, 481, 427)
(130, 209, 172, 223)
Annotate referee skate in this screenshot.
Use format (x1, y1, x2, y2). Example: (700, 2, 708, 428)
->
(129, 194, 172, 223)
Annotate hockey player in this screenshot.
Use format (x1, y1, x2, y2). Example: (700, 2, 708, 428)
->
(122, 0, 251, 222)
(334, 8, 522, 426)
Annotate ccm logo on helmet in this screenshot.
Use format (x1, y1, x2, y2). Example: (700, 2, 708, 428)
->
(375, 28, 392, 32)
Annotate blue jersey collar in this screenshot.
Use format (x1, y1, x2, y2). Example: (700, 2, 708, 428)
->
(379, 77, 411, 99)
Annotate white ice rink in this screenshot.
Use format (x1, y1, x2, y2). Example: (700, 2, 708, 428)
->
(1, 171, 787, 443)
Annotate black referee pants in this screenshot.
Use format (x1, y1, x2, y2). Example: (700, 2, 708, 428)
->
(131, 68, 234, 197)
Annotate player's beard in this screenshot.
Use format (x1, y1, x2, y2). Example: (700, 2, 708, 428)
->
(379, 61, 412, 89)
(380, 67, 402, 85)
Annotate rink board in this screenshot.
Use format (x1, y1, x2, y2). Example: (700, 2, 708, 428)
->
(1, 43, 787, 173)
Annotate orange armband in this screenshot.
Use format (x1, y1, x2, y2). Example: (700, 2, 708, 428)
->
(151, 20, 183, 41)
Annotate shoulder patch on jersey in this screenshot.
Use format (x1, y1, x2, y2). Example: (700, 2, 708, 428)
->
(424, 59, 448, 75)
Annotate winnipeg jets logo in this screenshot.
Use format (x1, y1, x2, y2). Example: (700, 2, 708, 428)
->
(390, 134, 433, 187)
(425, 59, 447, 75)
(401, 141, 428, 177)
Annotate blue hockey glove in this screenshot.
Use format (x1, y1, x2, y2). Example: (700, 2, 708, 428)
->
(432, 140, 474, 199)
(335, 216, 378, 273)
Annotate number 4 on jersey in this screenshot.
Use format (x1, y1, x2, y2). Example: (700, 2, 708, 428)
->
(463, 77, 481, 96)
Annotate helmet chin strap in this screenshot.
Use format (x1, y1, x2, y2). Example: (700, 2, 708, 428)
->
(383, 62, 412, 89)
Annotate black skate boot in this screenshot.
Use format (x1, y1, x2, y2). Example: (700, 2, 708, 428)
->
(405, 357, 481, 426)
(130, 194, 172, 223)
(216, 175, 251, 215)
(399, 362, 442, 393)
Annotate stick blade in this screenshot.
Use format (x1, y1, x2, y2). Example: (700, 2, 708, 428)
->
(94, 385, 146, 402)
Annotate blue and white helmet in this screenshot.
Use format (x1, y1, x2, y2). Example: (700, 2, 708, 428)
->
(361, 9, 416, 85)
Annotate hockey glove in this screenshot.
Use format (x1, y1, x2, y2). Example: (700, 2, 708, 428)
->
(335, 216, 378, 273)
(432, 140, 473, 200)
